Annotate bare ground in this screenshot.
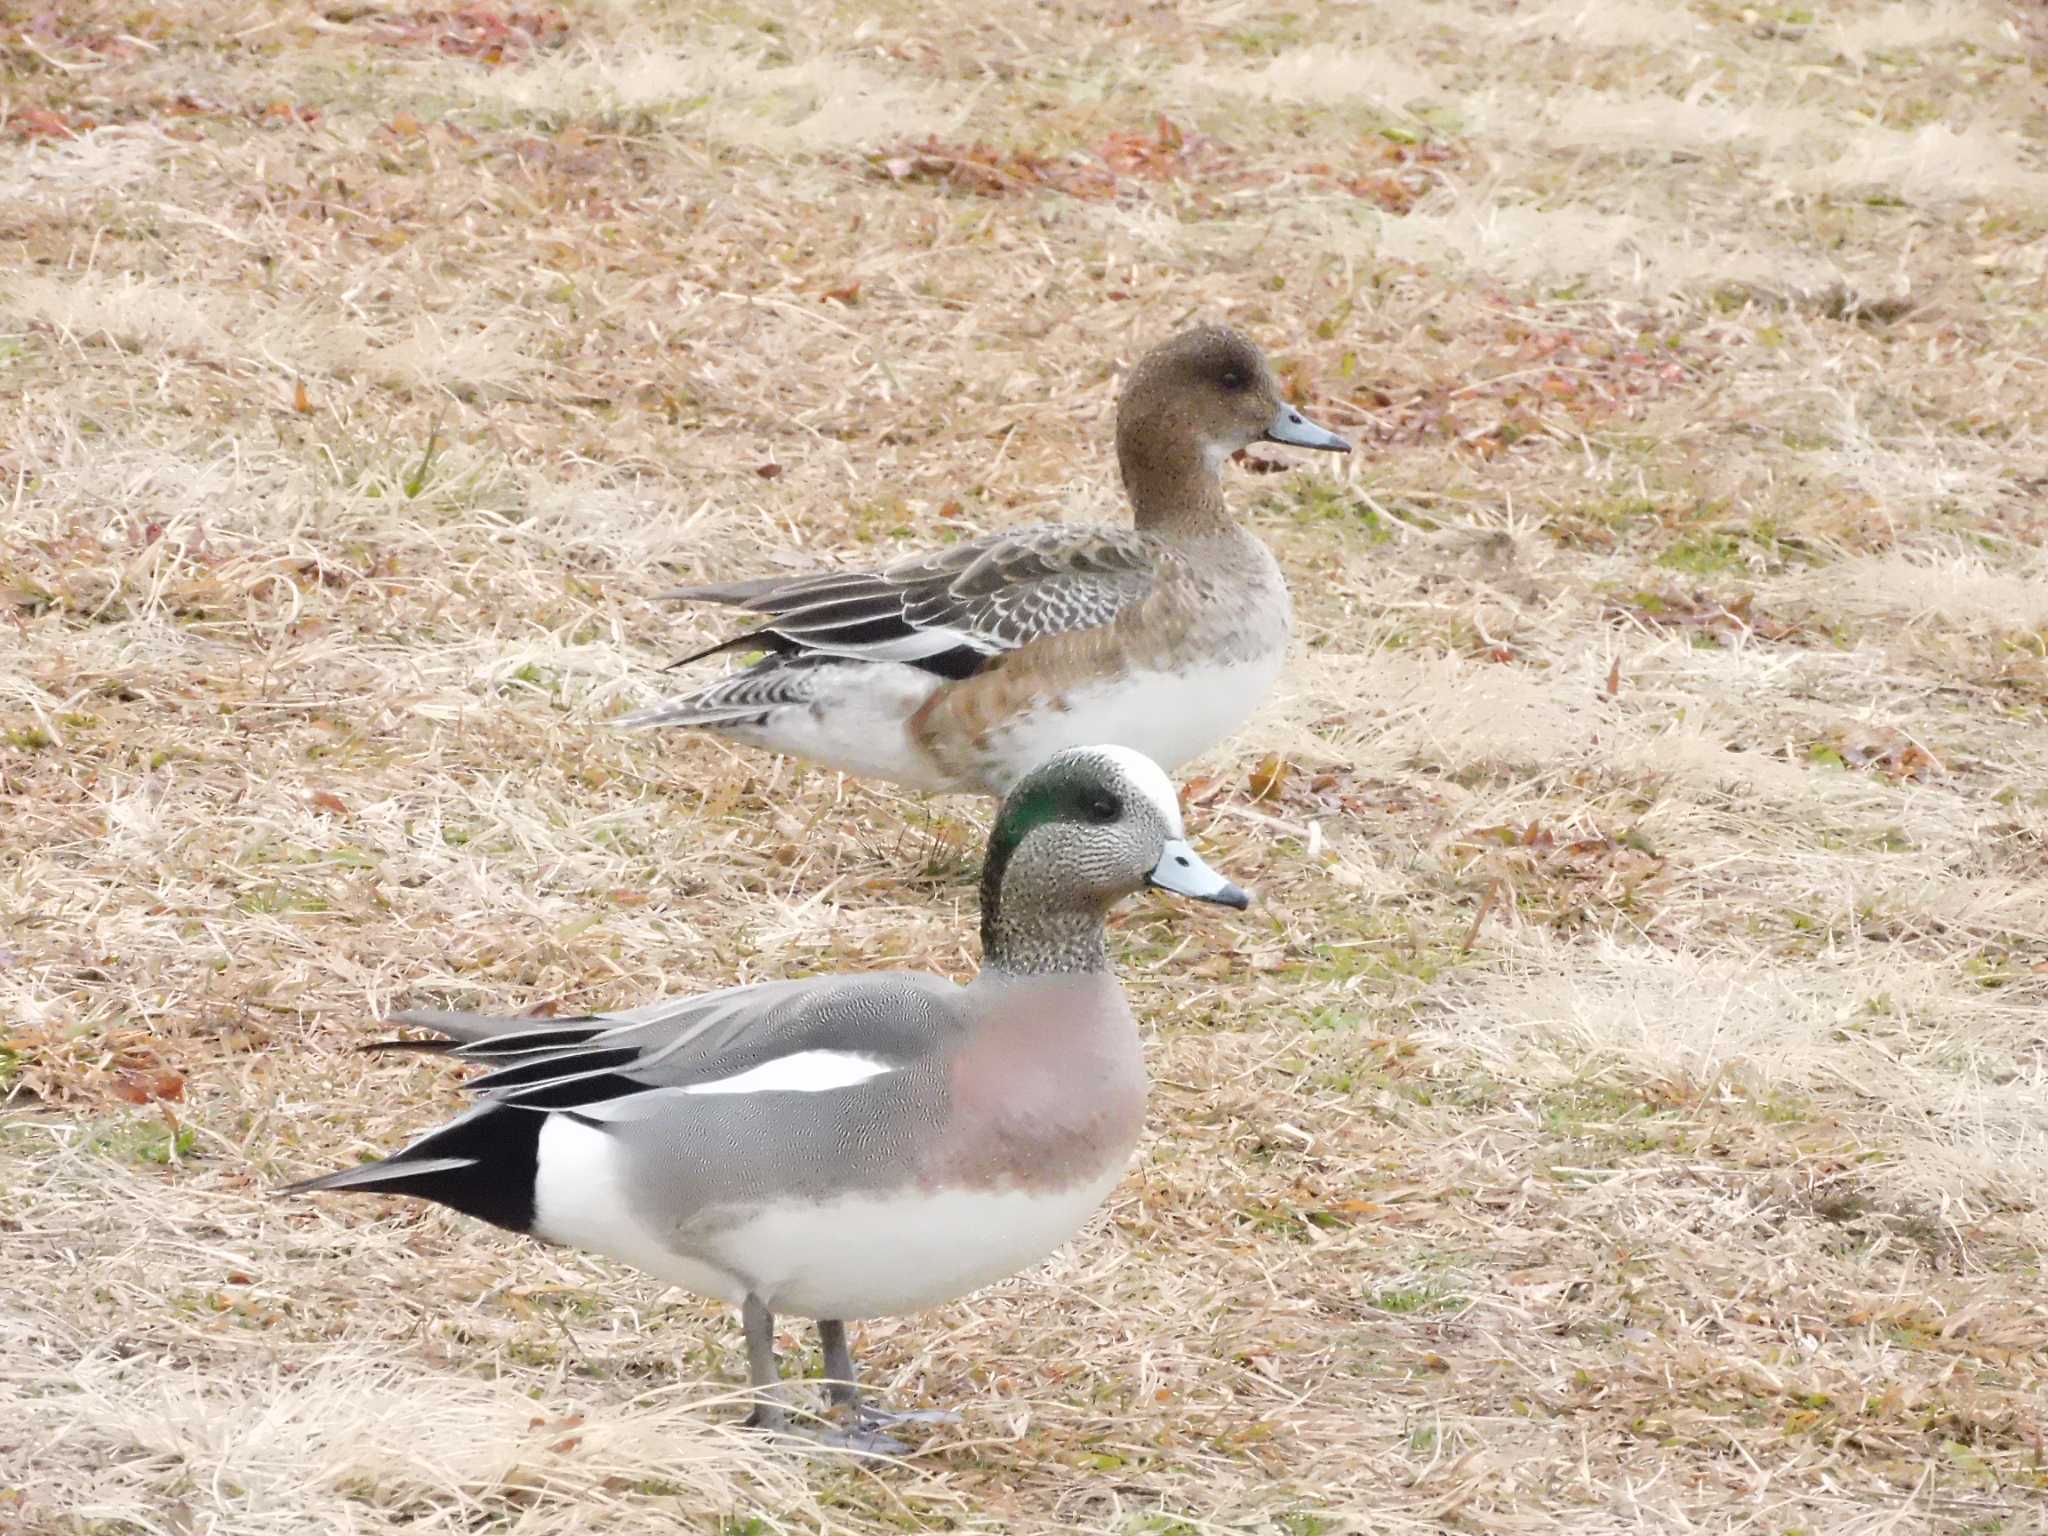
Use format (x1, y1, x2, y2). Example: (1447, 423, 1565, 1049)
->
(3, 1, 2046, 1532)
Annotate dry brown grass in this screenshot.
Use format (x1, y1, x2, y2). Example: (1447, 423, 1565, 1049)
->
(5, 0, 2047, 1531)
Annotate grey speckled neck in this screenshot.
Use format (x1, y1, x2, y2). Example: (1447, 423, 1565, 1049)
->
(979, 835, 1117, 976)
(981, 897, 1112, 977)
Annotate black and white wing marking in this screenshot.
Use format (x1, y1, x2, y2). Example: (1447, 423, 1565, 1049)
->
(370, 974, 962, 1117)
(665, 524, 1162, 681)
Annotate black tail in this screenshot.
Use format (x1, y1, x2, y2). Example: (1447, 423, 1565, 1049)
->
(659, 626, 788, 674)
(277, 1105, 544, 1236)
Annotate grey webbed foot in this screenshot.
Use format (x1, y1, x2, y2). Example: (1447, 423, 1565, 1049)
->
(745, 1409, 909, 1458)
(816, 1317, 959, 1439)
(845, 1403, 962, 1430)
(802, 1422, 912, 1457)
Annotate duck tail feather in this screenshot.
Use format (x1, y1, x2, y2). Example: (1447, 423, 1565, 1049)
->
(276, 1154, 476, 1197)
(377, 1008, 585, 1047)
(654, 575, 787, 606)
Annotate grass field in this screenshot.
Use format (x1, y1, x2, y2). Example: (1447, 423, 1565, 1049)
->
(5, 0, 2047, 1531)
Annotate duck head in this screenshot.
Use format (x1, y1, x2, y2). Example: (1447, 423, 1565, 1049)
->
(979, 745, 1248, 974)
(1116, 326, 1350, 518)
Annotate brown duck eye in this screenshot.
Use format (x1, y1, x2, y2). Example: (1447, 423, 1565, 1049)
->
(1219, 369, 1248, 392)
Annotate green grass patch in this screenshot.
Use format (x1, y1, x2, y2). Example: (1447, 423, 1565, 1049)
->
(1658, 531, 1746, 575)
(89, 1119, 200, 1166)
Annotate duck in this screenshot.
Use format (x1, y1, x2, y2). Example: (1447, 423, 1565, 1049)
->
(280, 744, 1249, 1454)
(620, 326, 1350, 795)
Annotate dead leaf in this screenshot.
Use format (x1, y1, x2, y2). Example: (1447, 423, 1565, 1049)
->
(1610, 588, 1802, 644)
(1834, 726, 1943, 781)
(308, 790, 350, 816)
(16, 108, 96, 141)
(1247, 754, 1290, 802)
(111, 1068, 185, 1104)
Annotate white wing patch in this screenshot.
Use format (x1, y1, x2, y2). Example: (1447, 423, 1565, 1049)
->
(801, 627, 977, 664)
(680, 1050, 895, 1096)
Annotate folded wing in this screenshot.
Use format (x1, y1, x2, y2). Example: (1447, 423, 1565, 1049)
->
(661, 524, 1163, 681)
(374, 973, 964, 1117)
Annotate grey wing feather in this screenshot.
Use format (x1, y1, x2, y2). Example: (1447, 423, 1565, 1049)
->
(381, 1008, 584, 1047)
(658, 574, 791, 605)
(379, 975, 964, 1112)
(665, 524, 1162, 665)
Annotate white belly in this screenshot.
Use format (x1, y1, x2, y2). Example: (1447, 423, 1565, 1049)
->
(981, 650, 1284, 793)
(723, 661, 954, 791)
(716, 1171, 1127, 1318)
(533, 1115, 749, 1302)
(532, 1115, 1125, 1318)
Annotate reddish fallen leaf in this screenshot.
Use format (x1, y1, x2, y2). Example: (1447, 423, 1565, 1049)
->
(14, 108, 93, 141)
(755, 462, 784, 480)
(1342, 172, 1424, 212)
(609, 889, 647, 906)
(293, 379, 314, 415)
(871, 139, 1067, 196)
(1834, 726, 1944, 781)
(389, 110, 423, 138)
(261, 100, 320, 127)
(1228, 448, 1290, 475)
(939, 500, 963, 518)
(308, 790, 349, 816)
(820, 282, 861, 306)
(1097, 114, 1208, 180)
(111, 1069, 185, 1104)
(1608, 589, 1802, 644)
(375, 5, 571, 67)
(1247, 754, 1290, 802)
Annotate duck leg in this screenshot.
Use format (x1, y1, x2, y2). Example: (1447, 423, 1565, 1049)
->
(818, 1317, 862, 1414)
(818, 1319, 961, 1433)
(740, 1293, 790, 1433)
(739, 1302, 912, 1456)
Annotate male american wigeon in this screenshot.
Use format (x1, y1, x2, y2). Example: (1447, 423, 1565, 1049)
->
(621, 326, 1349, 795)
(282, 745, 1248, 1454)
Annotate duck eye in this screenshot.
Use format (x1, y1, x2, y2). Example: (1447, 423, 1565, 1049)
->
(1084, 794, 1120, 824)
(1219, 369, 1248, 392)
